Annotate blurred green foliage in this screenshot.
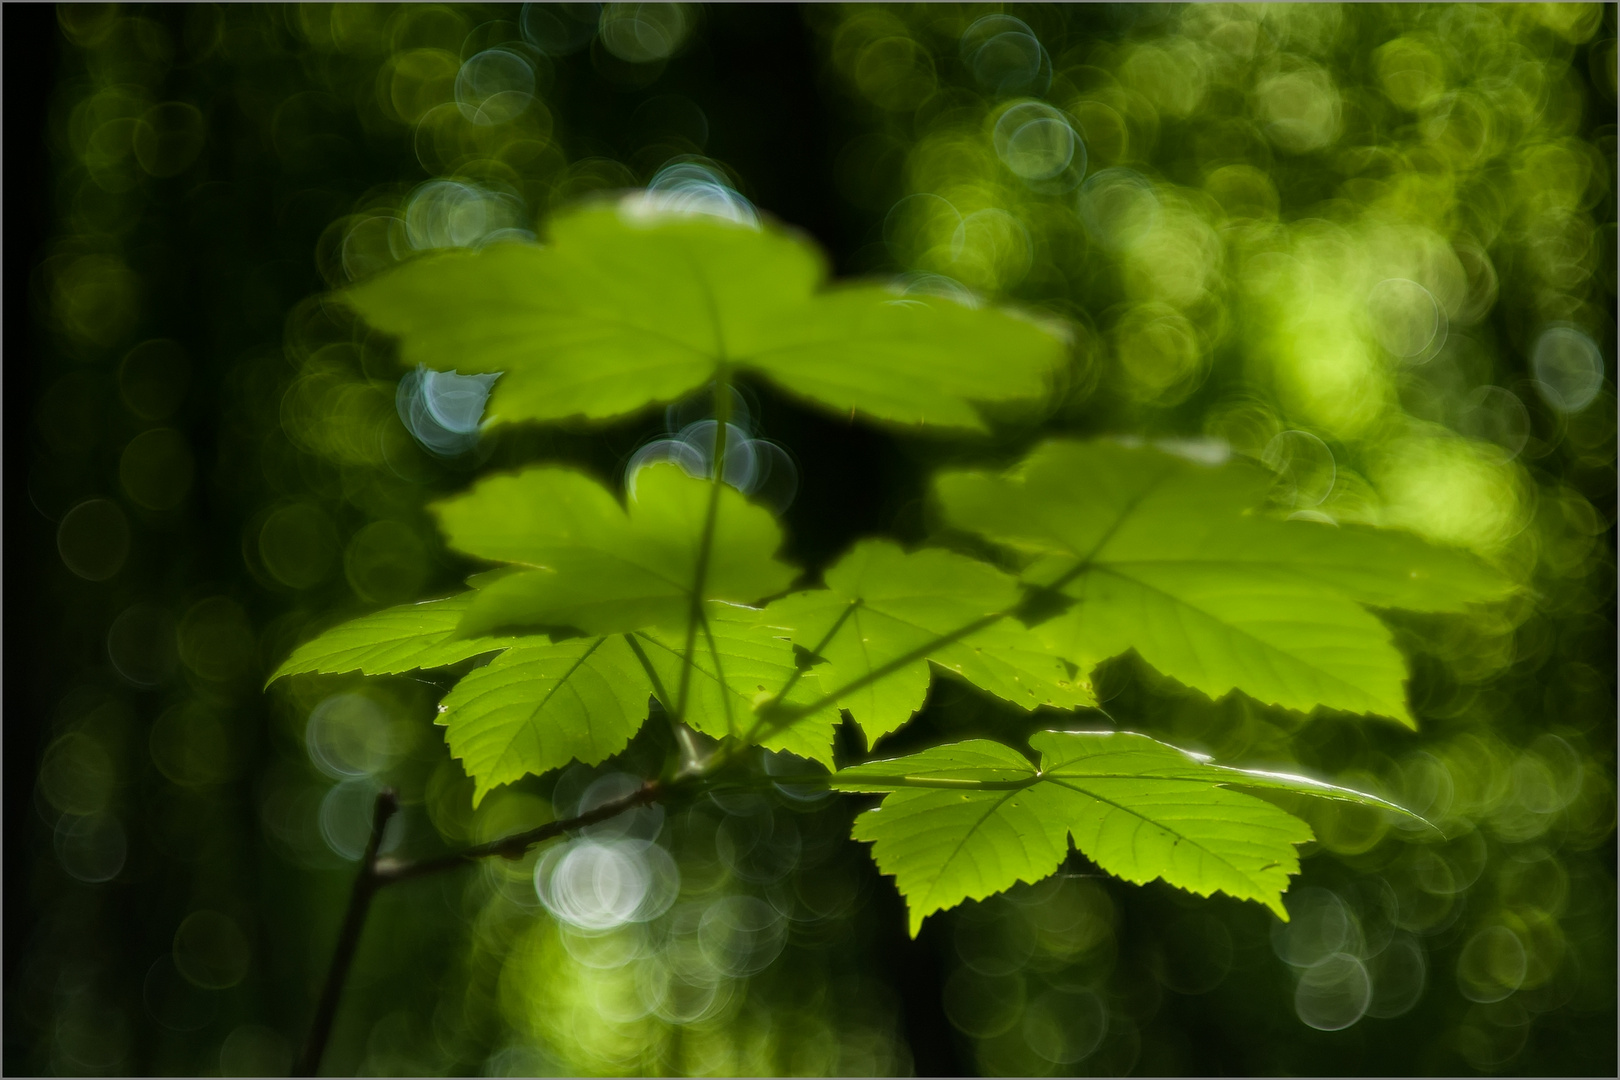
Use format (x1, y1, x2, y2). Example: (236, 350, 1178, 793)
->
(12, 2, 1615, 1077)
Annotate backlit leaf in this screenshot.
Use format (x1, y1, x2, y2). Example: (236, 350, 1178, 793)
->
(266, 594, 525, 686)
(757, 588, 932, 743)
(437, 462, 799, 637)
(936, 440, 1512, 726)
(833, 729, 1412, 934)
(440, 635, 653, 806)
(757, 541, 1092, 743)
(345, 203, 1068, 431)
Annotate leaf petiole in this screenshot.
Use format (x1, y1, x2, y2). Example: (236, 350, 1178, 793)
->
(673, 369, 733, 724)
(748, 609, 1009, 740)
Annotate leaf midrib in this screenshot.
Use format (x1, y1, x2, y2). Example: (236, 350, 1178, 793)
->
(446, 641, 609, 776)
(1041, 775, 1288, 890)
(1082, 563, 1388, 706)
(448, 313, 713, 360)
(920, 788, 1024, 913)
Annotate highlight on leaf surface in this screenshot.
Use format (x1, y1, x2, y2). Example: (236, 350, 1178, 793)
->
(936, 439, 1513, 727)
(343, 202, 1069, 431)
(831, 729, 1419, 935)
(434, 462, 799, 638)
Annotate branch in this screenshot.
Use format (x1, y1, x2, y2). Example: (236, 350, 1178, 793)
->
(296, 780, 663, 1074)
(371, 780, 662, 885)
(295, 788, 398, 1077)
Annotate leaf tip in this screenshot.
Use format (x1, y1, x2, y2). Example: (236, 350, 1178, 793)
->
(263, 655, 308, 691)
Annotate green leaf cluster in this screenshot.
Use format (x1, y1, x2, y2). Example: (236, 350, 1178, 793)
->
(271, 208, 1510, 929)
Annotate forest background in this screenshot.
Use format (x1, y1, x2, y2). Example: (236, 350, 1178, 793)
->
(5, 3, 1616, 1077)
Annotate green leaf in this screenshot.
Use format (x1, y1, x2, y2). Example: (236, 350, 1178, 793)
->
(636, 603, 838, 767)
(432, 466, 628, 568)
(758, 589, 931, 742)
(435, 462, 799, 637)
(344, 204, 1067, 431)
(833, 729, 1418, 934)
(937, 440, 1512, 726)
(440, 636, 653, 807)
(845, 743, 1066, 938)
(930, 618, 1094, 719)
(758, 541, 1093, 743)
(266, 594, 525, 686)
(747, 287, 1065, 429)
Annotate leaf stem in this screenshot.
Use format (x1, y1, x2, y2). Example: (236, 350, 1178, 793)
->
(674, 372, 732, 723)
(742, 533, 1133, 747)
(704, 601, 859, 774)
(623, 632, 682, 745)
(765, 599, 859, 712)
(698, 610, 736, 737)
(750, 610, 1006, 739)
(713, 474, 1173, 763)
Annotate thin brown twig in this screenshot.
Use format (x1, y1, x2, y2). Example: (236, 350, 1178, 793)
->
(294, 787, 399, 1077)
(371, 781, 663, 885)
(295, 780, 663, 1075)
